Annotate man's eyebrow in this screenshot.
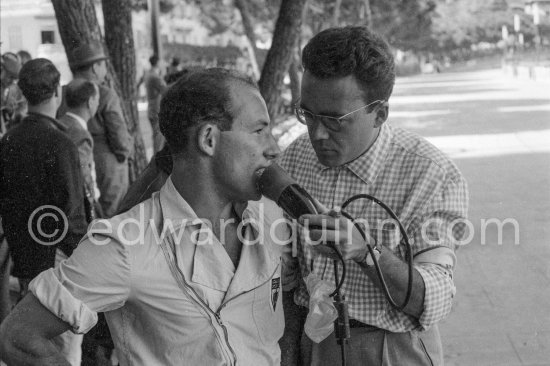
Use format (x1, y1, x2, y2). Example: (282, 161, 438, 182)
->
(251, 120, 269, 128)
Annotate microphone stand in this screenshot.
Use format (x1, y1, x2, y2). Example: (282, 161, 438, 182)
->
(332, 258, 350, 366)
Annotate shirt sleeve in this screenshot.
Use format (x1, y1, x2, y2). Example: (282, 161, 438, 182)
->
(408, 175, 468, 329)
(29, 223, 132, 334)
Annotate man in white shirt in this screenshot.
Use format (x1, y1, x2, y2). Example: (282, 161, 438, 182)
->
(0, 68, 292, 366)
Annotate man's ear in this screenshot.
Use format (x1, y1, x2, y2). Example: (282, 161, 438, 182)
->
(374, 101, 389, 128)
(196, 123, 218, 156)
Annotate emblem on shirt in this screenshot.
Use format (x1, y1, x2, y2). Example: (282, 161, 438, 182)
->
(271, 277, 281, 311)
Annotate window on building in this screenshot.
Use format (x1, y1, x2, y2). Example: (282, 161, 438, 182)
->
(41, 30, 55, 44)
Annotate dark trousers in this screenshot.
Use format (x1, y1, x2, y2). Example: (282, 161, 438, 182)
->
(94, 148, 129, 218)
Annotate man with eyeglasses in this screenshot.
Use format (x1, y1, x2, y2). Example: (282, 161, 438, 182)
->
(279, 26, 468, 365)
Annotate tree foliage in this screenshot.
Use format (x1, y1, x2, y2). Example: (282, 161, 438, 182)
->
(431, 0, 541, 50)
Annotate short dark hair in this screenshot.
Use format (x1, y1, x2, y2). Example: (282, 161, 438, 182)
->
(159, 68, 257, 155)
(65, 79, 97, 109)
(149, 55, 159, 67)
(18, 58, 60, 106)
(17, 50, 32, 64)
(302, 26, 395, 103)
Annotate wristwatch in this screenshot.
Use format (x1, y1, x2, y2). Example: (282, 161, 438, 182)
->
(357, 244, 381, 268)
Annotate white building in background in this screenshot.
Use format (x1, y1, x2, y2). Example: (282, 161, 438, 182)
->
(0, 0, 73, 83)
(1, 0, 254, 84)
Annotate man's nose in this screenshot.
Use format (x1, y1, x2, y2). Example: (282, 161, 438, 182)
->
(264, 134, 281, 161)
(310, 119, 330, 141)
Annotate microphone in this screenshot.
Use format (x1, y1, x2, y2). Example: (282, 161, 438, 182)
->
(258, 162, 352, 351)
(257, 163, 319, 220)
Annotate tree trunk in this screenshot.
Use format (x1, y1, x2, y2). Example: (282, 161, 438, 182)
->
(288, 0, 310, 105)
(51, 0, 103, 55)
(333, 0, 343, 26)
(51, 0, 147, 184)
(235, 0, 260, 79)
(102, 0, 147, 183)
(363, 0, 372, 28)
(259, 0, 307, 122)
(288, 45, 301, 105)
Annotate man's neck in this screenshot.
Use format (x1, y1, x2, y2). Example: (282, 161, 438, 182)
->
(171, 162, 236, 224)
(27, 102, 57, 120)
(65, 109, 89, 130)
(171, 160, 244, 267)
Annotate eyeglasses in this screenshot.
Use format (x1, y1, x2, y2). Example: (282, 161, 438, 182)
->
(294, 99, 384, 132)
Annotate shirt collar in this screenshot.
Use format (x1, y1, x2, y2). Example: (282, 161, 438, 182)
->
(27, 112, 68, 132)
(65, 112, 88, 131)
(316, 123, 392, 185)
(158, 175, 254, 226)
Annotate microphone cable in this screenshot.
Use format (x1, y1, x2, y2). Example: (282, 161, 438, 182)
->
(327, 193, 413, 311)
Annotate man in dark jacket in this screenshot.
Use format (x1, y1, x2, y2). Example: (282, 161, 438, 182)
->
(58, 78, 102, 221)
(0, 57, 87, 284)
(0, 58, 88, 365)
(58, 42, 133, 217)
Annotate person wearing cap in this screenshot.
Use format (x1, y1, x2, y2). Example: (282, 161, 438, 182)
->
(0, 58, 88, 365)
(1, 52, 27, 135)
(58, 41, 133, 218)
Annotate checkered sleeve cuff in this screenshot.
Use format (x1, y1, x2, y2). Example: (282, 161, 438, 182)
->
(415, 263, 455, 330)
(29, 268, 98, 334)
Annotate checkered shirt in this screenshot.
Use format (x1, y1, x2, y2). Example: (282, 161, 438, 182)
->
(279, 123, 469, 332)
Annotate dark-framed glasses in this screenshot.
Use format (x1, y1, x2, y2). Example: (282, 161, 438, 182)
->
(294, 99, 384, 132)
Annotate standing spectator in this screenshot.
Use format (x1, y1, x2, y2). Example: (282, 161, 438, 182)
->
(17, 50, 32, 66)
(137, 54, 166, 153)
(1, 52, 25, 324)
(0, 58, 88, 365)
(1, 52, 26, 135)
(58, 42, 133, 218)
(58, 78, 102, 221)
(165, 56, 180, 82)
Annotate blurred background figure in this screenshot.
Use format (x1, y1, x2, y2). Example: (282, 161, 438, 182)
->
(137, 54, 166, 153)
(1, 52, 26, 135)
(58, 42, 133, 218)
(0, 58, 88, 365)
(16, 50, 32, 66)
(58, 78, 102, 222)
(165, 56, 180, 82)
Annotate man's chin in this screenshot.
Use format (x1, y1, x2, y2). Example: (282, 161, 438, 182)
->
(314, 150, 342, 167)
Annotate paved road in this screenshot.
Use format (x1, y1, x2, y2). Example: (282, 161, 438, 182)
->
(392, 69, 550, 366)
